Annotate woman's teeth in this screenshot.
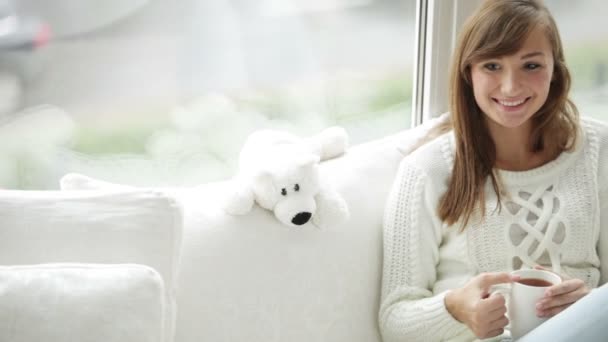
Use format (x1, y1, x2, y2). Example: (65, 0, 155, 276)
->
(498, 98, 526, 107)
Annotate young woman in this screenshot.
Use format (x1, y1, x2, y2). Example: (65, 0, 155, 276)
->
(379, 0, 608, 341)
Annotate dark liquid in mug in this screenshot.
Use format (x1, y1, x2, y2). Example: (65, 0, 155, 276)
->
(517, 278, 553, 287)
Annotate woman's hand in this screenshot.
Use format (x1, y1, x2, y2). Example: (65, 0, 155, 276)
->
(445, 272, 519, 339)
(534, 266, 591, 318)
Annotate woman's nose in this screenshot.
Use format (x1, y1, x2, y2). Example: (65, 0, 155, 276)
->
(501, 69, 522, 95)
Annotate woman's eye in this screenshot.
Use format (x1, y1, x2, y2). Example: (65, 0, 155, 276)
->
(281, 188, 287, 196)
(483, 63, 500, 71)
(525, 63, 541, 70)
(294, 184, 300, 192)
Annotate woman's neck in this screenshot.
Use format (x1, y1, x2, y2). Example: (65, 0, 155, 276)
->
(487, 120, 551, 171)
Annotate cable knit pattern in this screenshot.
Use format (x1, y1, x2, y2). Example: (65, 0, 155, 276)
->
(503, 184, 567, 274)
(380, 117, 608, 342)
(381, 163, 422, 298)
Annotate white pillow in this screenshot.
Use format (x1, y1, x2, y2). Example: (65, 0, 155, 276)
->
(0, 190, 182, 342)
(0, 263, 165, 342)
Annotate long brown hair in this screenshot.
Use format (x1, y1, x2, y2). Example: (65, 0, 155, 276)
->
(421, 0, 580, 229)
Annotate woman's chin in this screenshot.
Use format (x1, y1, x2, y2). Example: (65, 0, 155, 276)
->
(485, 111, 533, 130)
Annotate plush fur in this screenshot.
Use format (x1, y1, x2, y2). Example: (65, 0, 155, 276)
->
(224, 127, 350, 229)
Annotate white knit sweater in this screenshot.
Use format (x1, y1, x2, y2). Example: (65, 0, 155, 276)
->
(379, 117, 608, 342)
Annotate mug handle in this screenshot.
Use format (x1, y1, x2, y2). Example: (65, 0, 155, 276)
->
(489, 283, 512, 299)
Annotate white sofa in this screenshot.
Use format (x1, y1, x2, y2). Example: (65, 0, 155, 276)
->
(0, 124, 430, 342)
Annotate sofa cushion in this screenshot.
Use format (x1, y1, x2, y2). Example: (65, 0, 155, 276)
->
(0, 263, 165, 342)
(0, 190, 182, 342)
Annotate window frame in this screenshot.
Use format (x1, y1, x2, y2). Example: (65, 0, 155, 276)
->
(412, 0, 481, 126)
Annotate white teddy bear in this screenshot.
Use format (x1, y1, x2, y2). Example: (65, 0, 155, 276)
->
(224, 127, 350, 229)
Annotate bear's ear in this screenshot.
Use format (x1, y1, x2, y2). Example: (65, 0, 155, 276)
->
(253, 170, 274, 188)
(295, 154, 320, 175)
(223, 178, 255, 215)
(251, 170, 278, 210)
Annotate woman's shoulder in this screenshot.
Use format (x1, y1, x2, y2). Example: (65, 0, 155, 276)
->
(400, 130, 454, 181)
(581, 116, 608, 138)
(579, 116, 608, 157)
(580, 117, 608, 182)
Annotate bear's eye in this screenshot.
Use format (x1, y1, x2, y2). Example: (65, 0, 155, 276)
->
(294, 184, 300, 192)
(281, 188, 287, 196)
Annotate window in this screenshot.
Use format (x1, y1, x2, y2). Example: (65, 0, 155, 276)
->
(0, 0, 417, 189)
(545, 0, 608, 120)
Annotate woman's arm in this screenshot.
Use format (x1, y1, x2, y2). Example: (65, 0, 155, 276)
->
(379, 159, 467, 342)
(598, 178, 608, 286)
(594, 119, 608, 286)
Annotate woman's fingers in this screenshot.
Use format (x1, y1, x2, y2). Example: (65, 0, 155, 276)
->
(544, 278, 585, 297)
(477, 315, 508, 339)
(537, 291, 578, 311)
(539, 283, 588, 308)
(488, 314, 509, 331)
(537, 302, 571, 317)
(485, 293, 507, 317)
(477, 272, 518, 290)
(449, 272, 515, 339)
(484, 328, 505, 339)
(536, 278, 590, 317)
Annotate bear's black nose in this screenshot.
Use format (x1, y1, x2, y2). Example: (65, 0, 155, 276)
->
(292, 212, 312, 225)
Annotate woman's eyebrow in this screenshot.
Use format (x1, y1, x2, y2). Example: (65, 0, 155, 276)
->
(521, 51, 544, 59)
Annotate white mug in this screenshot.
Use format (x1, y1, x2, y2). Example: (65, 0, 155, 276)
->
(498, 269, 562, 340)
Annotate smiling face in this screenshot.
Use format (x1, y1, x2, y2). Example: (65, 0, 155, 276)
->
(470, 26, 554, 134)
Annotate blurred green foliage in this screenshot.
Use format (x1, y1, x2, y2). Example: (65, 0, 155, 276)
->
(370, 72, 413, 112)
(565, 40, 608, 90)
(71, 121, 166, 155)
(69, 72, 413, 156)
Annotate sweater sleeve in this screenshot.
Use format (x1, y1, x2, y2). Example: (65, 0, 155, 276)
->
(599, 186, 608, 285)
(592, 119, 608, 286)
(379, 159, 469, 342)
(598, 152, 608, 286)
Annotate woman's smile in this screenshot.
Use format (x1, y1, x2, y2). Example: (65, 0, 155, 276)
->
(492, 97, 532, 113)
